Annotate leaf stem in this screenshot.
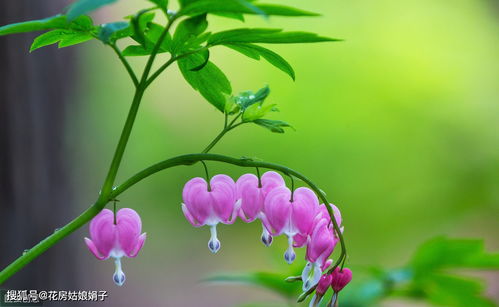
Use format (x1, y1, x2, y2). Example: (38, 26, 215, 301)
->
(110, 43, 139, 87)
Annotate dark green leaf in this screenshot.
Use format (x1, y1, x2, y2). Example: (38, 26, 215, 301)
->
(67, 0, 118, 21)
(423, 274, 495, 307)
(98, 22, 132, 44)
(148, 0, 168, 8)
(30, 30, 93, 52)
(178, 53, 231, 112)
(129, 11, 156, 46)
(208, 28, 337, 45)
(410, 237, 499, 275)
(211, 12, 245, 21)
(224, 43, 295, 79)
(254, 4, 319, 17)
(181, 0, 318, 17)
(171, 14, 208, 54)
(122, 22, 172, 56)
(253, 119, 292, 133)
(202, 272, 300, 299)
(190, 49, 210, 71)
(0, 15, 68, 36)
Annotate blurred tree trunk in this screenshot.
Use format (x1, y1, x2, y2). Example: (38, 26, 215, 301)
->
(0, 0, 82, 296)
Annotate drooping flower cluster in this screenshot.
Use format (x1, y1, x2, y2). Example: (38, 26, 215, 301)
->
(181, 171, 345, 291)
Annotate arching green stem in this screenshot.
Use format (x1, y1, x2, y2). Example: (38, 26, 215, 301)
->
(0, 153, 346, 284)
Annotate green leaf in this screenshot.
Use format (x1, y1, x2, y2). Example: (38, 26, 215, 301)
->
(0, 15, 68, 36)
(234, 85, 270, 110)
(243, 103, 276, 122)
(30, 30, 93, 52)
(122, 22, 172, 57)
(181, 0, 318, 17)
(410, 237, 499, 275)
(171, 14, 208, 54)
(423, 274, 495, 307)
(178, 53, 231, 112)
(254, 4, 319, 17)
(98, 22, 132, 44)
(148, 0, 168, 8)
(129, 11, 156, 46)
(208, 28, 338, 45)
(224, 43, 295, 79)
(67, 0, 118, 21)
(253, 119, 292, 133)
(202, 272, 300, 299)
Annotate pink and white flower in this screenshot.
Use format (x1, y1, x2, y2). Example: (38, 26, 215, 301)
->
(236, 171, 285, 246)
(263, 186, 319, 264)
(182, 174, 239, 253)
(84, 208, 146, 286)
(301, 219, 338, 290)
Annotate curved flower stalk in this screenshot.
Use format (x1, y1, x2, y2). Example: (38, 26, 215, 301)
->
(84, 208, 146, 286)
(263, 186, 320, 264)
(236, 171, 285, 246)
(182, 174, 239, 253)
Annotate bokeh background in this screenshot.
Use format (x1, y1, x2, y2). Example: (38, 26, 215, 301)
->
(1, 0, 498, 306)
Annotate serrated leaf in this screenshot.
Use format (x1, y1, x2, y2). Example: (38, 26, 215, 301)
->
(224, 43, 295, 79)
(0, 15, 68, 36)
(67, 0, 118, 21)
(98, 22, 132, 44)
(202, 272, 300, 299)
(208, 28, 338, 45)
(30, 30, 93, 52)
(181, 0, 318, 17)
(254, 119, 292, 133)
(178, 53, 231, 112)
(58, 31, 93, 47)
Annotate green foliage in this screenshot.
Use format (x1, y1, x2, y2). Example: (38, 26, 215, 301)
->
(148, 0, 168, 8)
(29, 16, 96, 51)
(178, 53, 232, 112)
(224, 43, 295, 79)
(98, 22, 132, 44)
(171, 14, 208, 54)
(0, 15, 69, 36)
(67, 0, 118, 21)
(30, 30, 93, 51)
(204, 238, 499, 307)
(208, 28, 337, 45)
(179, 0, 318, 17)
(254, 119, 292, 133)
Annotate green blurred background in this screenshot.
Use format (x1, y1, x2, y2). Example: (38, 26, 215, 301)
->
(66, 0, 499, 305)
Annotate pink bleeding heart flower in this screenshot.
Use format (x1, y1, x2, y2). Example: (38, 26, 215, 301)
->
(308, 273, 333, 307)
(263, 186, 319, 264)
(330, 267, 353, 293)
(84, 208, 146, 286)
(301, 219, 338, 290)
(236, 171, 285, 246)
(182, 174, 239, 253)
(294, 203, 343, 248)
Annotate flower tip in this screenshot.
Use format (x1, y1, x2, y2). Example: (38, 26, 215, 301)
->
(113, 271, 126, 286)
(261, 232, 273, 247)
(284, 248, 296, 264)
(208, 237, 221, 254)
